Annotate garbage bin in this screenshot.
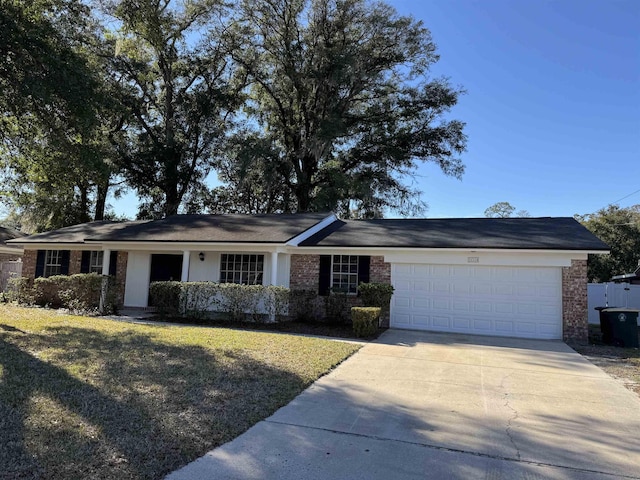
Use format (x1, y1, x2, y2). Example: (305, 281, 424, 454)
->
(596, 307, 639, 348)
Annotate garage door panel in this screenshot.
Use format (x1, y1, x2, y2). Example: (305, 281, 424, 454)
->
(391, 264, 562, 339)
(432, 316, 451, 328)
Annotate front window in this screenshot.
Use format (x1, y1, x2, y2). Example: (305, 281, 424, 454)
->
(44, 250, 62, 277)
(89, 251, 103, 273)
(331, 255, 358, 294)
(220, 254, 264, 285)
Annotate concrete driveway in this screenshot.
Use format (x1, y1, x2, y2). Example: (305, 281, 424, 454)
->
(168, 330, 640, 480)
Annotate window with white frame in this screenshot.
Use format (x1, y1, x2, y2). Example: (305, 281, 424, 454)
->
(220, 254, 264, 285)
(331, 255, 359, 294)
(89, 251, 104, 273)
(44, 250, 62, 277)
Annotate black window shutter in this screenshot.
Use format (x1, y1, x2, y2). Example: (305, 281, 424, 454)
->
(318, 255, 332, 296)
(60, 250, 70, 275)
(357, 256, 371, 286)
(35, 250, 46, 278)
(80, 251, 90, 273)
(109, 251, 118, 276)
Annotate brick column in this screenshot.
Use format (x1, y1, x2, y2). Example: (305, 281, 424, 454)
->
(22, 249, 37, 279)
(69, 250, 82, 275)
(562, 259, 588, 343)
(289, 254, 320, 291)
(115, 252, 128, 306)
(370, 256, 392, 327)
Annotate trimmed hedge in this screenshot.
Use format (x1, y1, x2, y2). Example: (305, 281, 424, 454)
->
(148, 281, 290, 322)
(7, 273, 120, 314)
(351, 307, 381, 337)
(358, 282, 394, 309)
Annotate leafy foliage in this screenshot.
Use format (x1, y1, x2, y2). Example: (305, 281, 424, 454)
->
(103, 0, 244, 218)
(351, 306, 380, 337)
(577, 205, 640, 282)
(217, 0, 467, 216)
(484, 202, 530, 218)
(9, 273, 119, 313)
(149, 281, 290, 321)
(0, 0, 116, 230)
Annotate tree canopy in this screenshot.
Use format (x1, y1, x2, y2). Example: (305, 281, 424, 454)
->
(577, 205, 640, 283)
(484, 202, 530, 218)
(0, 0, 468, 227)
(218, 0, 467, 217)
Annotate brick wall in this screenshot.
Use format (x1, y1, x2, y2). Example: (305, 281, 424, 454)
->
(289, 254, 321, 291)
(289, 254, 392, 324)
(22, 249, 37, 279)
(114, 251, 128, 306)
(562, 259, 588, 343)
(69, 250, 82, 275)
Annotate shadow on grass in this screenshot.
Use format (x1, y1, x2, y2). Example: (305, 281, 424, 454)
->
(0, 325, 310, 480)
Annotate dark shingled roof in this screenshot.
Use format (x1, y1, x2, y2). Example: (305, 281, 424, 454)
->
(1, 226, 23, 249)
(89, 213, 331, 243)
(8, 221, 146, 244)
(299, 217, 609, 250)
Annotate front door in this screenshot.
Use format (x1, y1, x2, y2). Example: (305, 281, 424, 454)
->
(149, 254, 183, 282)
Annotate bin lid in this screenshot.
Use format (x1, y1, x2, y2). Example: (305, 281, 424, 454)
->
(600, 308, 640, 313)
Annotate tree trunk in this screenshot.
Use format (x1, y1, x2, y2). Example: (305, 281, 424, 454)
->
(94, 183, 108, 221)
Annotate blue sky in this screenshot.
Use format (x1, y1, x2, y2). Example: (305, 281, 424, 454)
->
(113, 0, 639, 219)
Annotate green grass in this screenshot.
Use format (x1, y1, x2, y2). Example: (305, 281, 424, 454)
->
(0, 304, 361, 479)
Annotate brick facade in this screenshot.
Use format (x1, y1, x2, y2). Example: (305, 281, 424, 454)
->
(562, 259, 588, 343)
(289, 254, 392, 324)
(114, 251, 128, 306)
(69, 250, 83, 275)
(22, 249, 37, 280)
(20, 248, 129, 307)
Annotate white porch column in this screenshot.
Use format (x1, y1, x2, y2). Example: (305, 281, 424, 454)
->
(101, 249, 112, 276)
(181, 250, 191, 282)
(270, 251, 278, 286)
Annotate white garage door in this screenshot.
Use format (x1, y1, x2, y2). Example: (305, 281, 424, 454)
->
(391, 264, 562, 339)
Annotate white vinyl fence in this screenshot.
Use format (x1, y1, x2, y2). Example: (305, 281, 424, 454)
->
(587, 283, 640, 325)
(0, 260, 22, 292)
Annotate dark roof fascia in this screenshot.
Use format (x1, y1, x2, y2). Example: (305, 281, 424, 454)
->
(84, 239, 288, 244)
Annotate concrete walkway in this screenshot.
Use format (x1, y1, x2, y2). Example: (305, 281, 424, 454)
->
(167, 330, 640, 480)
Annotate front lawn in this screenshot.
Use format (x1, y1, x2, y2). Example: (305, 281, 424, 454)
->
(0, 304, 361, 479)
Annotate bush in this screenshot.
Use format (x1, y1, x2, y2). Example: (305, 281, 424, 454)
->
(148, 281, 291, 322)
(358, 282, 394, 308)
(5, 277, 35, 305)
(289, 289, 319, 322)
(324, 289, 350, 324)
(351, 307, 381, 337)
(149, 281, 182, 319)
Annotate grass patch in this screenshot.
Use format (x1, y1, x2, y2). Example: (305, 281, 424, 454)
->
(0, 304, 361, 479)
(570, 324, 640, 397)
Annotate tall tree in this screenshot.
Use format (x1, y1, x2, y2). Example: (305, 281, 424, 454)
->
(222, 0, 467, 217)
(577, 205, 640, 282)
(483, 201, 530, 218)
(0, 0, 118, 230)
(104, 0, 243, 218)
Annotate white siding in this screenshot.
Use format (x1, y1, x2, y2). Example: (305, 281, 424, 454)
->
(124, 252, 151, 307)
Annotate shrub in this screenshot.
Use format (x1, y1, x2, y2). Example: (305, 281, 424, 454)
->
(5, 277, 35, 305)
(149, 281, 182, 318)
(358, 282, 394, 308)
(351, 307, 381, 337)
(148, 282, 291, 323)
(264, 286, 290, 322)
(324, 289, 350, 324)
(289, 289, 319, 322)
(58, 273, 103, 313)
(181, 282, 220, 319)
